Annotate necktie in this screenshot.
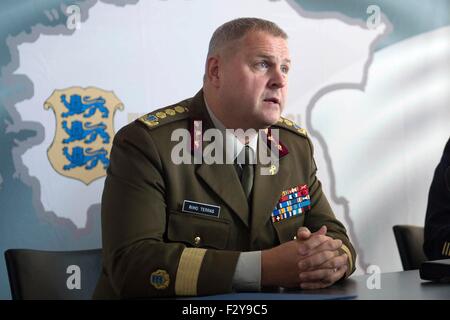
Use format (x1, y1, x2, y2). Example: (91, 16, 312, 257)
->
(236, 145, 255, 199)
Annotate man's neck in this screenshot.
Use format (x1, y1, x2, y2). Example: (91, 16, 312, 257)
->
(203, 88, 258, 144)
(203, 92, 258, 145)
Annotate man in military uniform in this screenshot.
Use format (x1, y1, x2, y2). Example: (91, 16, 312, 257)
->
(424, 136, 450, 260)
(94, 18, 356, 299)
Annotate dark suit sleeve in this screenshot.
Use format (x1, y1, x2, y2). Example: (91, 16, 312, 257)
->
(101, 123, 239, 298)
(302, 137, 357, 277)
(424, 138, 450, 260)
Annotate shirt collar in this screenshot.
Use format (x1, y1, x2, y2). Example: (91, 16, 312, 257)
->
(204, 96, 258, 164)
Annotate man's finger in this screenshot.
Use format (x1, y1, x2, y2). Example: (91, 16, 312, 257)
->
(319, 254, 348, 270)
(299, 268, 334, 282)
(296, 227, 311, 240)
(299, 265, 347, 289)
(298, 234, 333, 255)
(314, 225, 327, 236)
(296, 225, 327, 241)
(298, 250, 340, 271)
(305, 238, 343, 257)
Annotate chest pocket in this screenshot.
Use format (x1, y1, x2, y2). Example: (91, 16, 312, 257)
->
(272, 214, 305, 244)
(167, 211, 231, 249)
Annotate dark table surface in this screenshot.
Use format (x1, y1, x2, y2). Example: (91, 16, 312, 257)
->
(190, 270, 450, 300)
(304, 269, 450, 300)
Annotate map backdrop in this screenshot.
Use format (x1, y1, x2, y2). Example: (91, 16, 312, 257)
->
(0, 0, 449, 299)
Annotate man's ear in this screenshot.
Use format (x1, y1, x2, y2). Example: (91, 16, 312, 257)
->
(206, 56, 220, 88)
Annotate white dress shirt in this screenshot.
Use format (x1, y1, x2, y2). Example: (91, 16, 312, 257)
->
(204, 98, 261, 292)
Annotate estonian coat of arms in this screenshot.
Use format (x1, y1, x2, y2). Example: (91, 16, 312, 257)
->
(44, 87, 123, 184)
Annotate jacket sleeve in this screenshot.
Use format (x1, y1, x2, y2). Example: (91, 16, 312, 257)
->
(424, 138, 450, 260)
(302, 137, 357, 277)
(101, 123, 240, 298)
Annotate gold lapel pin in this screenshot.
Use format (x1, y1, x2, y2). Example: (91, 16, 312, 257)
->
(269, 164, 277, 175)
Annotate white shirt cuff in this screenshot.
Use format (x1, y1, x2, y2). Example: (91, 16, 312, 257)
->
(231, 251, 261, 292)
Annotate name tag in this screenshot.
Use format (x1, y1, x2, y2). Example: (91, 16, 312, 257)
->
(182, 200, 221, 218)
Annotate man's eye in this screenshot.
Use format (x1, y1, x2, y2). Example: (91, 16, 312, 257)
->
(281, 65, 289, 74)
(256, 61, 269, 69)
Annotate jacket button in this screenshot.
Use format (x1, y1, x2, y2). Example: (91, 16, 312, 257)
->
(194, 236, 201, 246)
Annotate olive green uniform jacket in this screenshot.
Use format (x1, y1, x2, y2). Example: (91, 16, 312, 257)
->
(424, 136, 450, 260)
(93, 90, 356, 299)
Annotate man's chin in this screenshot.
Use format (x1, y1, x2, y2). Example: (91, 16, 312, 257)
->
(257, 116, 281, 129)
(265, 112, 282, 126)
(247, 108, 281, 129)
(261, 104, 281, 124)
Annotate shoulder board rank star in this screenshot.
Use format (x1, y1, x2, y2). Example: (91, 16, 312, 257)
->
(156, 111, 167, 119)
(138, 105, 189, 129)
(274, 117, 307, 138)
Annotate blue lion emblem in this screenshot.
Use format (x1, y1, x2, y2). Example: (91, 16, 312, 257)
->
(63, 146, 110, 170)
(61, 94, 108, 118)
(62, 120, 110, 144)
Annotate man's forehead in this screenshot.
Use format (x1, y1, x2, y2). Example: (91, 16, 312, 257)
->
(254, 53, 291, 64)
(241, 31, 290, 60)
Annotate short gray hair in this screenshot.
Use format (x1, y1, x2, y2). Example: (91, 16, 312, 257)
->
(207, 17, 288, 57)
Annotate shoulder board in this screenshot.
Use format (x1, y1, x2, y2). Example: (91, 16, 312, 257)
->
(138, 103, 190, 129)
(272, 117, 308, 138)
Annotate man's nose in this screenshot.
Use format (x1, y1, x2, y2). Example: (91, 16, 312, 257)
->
(268, 68, 287, 89)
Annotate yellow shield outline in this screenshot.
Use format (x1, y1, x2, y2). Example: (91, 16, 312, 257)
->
(44, 87, 123, 185)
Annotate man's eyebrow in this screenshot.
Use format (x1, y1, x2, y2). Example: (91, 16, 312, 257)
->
(255, 54, 291, 64)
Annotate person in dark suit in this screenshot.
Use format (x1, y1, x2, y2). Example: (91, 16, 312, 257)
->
(424, 136, 450, 260)
(94, 17, 356, 299)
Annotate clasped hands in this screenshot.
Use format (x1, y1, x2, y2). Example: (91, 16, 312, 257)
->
(261, 225, 349, 289)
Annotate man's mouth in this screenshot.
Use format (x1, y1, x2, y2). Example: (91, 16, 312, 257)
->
(263, 97, 280, 105)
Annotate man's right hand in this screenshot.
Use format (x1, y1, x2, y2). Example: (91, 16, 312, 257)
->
(261, 240, 301, 288)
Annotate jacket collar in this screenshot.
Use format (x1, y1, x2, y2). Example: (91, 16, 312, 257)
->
(186, 89, 289, 230)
